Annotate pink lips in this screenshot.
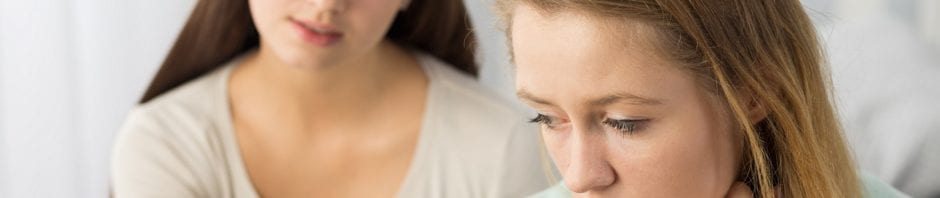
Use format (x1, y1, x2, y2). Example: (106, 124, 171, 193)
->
(290, 18, 343, 46)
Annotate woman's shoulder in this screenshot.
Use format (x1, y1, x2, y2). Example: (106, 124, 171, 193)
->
(114, 63, 234, 166)
(409, 52, 553, 197)
(124, 65, 231, 133)
(416, 51, 538, 145)
(416, 52, 529, 125)
(111, 64, 239, 197)
(116, 61, 234, 147)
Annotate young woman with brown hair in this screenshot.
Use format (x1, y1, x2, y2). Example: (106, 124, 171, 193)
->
(111, 0, 549, 197)
(497, 0, 907, 197)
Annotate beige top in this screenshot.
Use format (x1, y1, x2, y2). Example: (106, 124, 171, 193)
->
(111, 52, 552, 198)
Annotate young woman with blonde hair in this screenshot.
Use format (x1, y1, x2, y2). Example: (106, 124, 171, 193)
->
(496, 0, 908, 197)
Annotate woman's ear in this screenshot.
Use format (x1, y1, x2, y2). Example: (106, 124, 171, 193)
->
(400, 0, 411, 11)
(745, 96, 767, 124)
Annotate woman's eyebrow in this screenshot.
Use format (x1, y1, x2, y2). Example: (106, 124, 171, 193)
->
(517, 89, 662, 106)
(589, 93, 664, 106)
(516, 89, 555, 106)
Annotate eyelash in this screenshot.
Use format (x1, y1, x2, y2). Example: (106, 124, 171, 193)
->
(602, 118, 649, 134)
(529, 114, 649, 134)
(529, 114, 555, 128)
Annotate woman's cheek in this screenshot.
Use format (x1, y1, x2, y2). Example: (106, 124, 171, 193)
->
(541, 130, 572, 170)
(605, 129, 710, 196)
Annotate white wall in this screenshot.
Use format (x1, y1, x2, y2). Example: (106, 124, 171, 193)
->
(921, 0, 940, 48)
(1, 0, 83, 196)
(0, 0, 194, 197)
(816, 0, 940, 197)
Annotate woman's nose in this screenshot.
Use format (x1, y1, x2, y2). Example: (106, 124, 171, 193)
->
(306, 0, 346, 13)
(563, 127, 616, 193)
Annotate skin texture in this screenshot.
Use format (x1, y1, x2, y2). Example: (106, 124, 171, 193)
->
(510, 5, 745, 197)
(229, 0, 427, 197)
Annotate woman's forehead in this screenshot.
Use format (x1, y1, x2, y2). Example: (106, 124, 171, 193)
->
(509, 4, 671, 66)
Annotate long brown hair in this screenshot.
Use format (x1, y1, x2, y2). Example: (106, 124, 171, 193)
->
(497, 0, 860, 197)
(139, 0, 476, 104)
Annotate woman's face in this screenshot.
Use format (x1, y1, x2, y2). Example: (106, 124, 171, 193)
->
(248, 0, 407, 67)
(510, 5, 742, 197)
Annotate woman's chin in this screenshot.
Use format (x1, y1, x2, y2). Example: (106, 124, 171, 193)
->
(276, 51, 344, 70)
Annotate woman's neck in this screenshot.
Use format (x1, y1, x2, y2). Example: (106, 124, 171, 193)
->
(229, 40, 425, 132)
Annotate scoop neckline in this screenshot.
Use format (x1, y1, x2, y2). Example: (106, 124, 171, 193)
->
(213, 50, 441, 197)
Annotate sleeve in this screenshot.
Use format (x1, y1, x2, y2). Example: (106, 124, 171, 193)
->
(860, 171, 911, 198)
(110, 108, 209, 198)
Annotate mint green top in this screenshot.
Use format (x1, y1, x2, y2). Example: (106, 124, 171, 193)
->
(530, 172, 909, 198)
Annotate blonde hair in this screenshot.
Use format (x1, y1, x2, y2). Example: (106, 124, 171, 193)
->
(497, 0, 861, 197)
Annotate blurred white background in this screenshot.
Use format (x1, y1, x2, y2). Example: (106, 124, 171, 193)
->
(1, 0, 938, 197)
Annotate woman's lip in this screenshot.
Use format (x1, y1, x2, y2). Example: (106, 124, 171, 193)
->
(289, 18, 343, 46)
(292, 18, 341, 33)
